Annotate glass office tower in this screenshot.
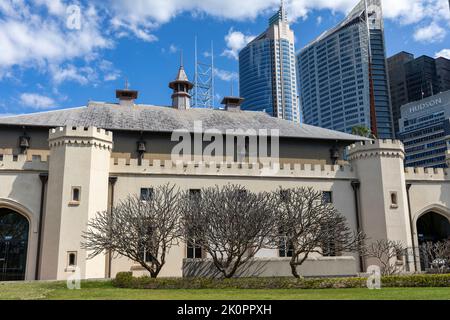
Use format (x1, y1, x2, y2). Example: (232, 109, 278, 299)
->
(239, 4, 300, 123)
(297, 0, 394, 138)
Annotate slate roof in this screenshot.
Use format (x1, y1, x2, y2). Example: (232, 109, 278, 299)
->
(0, 102, 367, 141)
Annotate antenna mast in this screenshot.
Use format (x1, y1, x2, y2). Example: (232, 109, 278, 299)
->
(193, 37, 215, 109)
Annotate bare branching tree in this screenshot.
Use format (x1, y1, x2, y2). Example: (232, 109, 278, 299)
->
(420, 240, 450, 273)
(362, 240, 405, 276)
(181, 185, 276, 278)
(275, 187, 365, 278)
(82, 184, 183, 278)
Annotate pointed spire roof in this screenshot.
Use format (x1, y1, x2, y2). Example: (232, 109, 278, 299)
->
(175, 66, 189, 82)
(169, 65, 194, 90)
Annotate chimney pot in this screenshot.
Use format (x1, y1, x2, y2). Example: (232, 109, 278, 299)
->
(221, 96, 244, 112)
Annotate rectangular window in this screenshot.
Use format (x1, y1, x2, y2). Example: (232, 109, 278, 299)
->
(279, 235, 293, 258)
(67, 252, 77, 267)
(390, 192, 398, 209)
(70, 187, 81, 206)
(187, 239, 203, 259)
(140, 248, 153, 263)
(140, 188, 154, 201)
(322, 191, 333, 204)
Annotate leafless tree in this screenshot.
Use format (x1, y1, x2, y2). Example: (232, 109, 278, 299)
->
(275, 187, 365, 278)
(420, 241, 450, 273)
(82, 184, 183, 278)
(362, 240, 406, 276)
(181, 185, 277, 278)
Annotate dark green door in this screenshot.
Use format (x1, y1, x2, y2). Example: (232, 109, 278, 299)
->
(0, 209, 29, 281)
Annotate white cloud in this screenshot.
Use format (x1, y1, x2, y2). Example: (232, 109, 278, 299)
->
(214, 68, 238, 82)
(169, 44, 179, 53)
(20, 93, 56, 110)
(50, 64, 98, 85)
(1, 0, 449, 84)
(436, 49, 450, 59)
(316, 16, 323, 25)
(0, 1, 112, 85)
(414, 22, 446, 43)
(222, 29, 256, 60)
(0, 2, 111, 69)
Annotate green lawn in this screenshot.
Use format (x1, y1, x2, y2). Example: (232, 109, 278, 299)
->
(0, 281, 449, 300)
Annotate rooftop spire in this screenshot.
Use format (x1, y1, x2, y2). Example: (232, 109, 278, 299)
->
(180, 49, 184, 68)
(169, 56, 194, 110)
(269, 0, 288, 26)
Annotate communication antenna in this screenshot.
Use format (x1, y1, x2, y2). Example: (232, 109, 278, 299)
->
(193, 37, 215, 109)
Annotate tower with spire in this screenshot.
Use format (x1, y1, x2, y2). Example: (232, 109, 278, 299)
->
(169, 54, 194, 110)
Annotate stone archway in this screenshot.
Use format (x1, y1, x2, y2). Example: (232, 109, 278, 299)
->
(416, 210, 450, 271)
(0, 208, 30, 281)
(417, 212, 450, 244)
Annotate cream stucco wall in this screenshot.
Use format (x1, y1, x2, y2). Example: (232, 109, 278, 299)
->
(2, 126, 450, 280)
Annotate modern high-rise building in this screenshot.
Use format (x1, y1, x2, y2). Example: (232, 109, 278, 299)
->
(297, 0, 394, 138)
(405, 56, 441, 103)
(437, 57, 450, 93)
(399, 90, 450, 168)
(387, 53, 450, 137)
(239, 3, 300, 123)
(387, 51, 415, 136)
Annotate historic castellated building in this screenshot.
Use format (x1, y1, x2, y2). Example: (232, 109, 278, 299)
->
(0, 66, 449, 281)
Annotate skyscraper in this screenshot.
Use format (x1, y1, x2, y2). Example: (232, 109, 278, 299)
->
(437, 57, 450, 93)
(387, 51, 415, 136)
(387, 53, 450, 137)
(297, 0, 394, 138)
(239, 3, 300, 123)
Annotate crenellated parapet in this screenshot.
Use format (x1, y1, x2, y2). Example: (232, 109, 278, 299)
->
(109, 158, 357, 179)
(0, 153, 48, 171)
(49, 126, 113, 150)
(347, 139, 405, 161)
(404, 167, 450, 181)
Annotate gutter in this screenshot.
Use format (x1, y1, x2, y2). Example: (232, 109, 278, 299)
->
(406, 183, 418, 272)
(351, 180, 364, 272)
(35, 173, 48, 280)
(107, 176, 118, 279)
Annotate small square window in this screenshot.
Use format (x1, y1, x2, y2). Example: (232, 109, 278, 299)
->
(140, 188, 154, 201)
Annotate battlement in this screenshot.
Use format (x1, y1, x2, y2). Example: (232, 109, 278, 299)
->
(49, 126, 113, 149)
(0, 153, 49, 171)
(347, 139, 405, 160)
(109, 158, 357, 179)
(404, 167, 450, 181)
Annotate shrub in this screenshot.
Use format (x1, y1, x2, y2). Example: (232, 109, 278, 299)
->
(112, 273, 450, 290)
(113, 272, 133, 288)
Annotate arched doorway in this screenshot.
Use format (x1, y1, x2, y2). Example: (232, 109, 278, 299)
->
(417, 212, 450, 271)
(0, 208, 29, 281)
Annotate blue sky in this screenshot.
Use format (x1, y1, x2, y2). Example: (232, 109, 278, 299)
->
(0, 0, 449, 116)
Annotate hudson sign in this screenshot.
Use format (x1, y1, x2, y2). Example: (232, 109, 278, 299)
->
(408, 97, 444, 114)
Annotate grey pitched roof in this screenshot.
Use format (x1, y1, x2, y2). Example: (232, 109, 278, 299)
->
(0, 102, 366, 141)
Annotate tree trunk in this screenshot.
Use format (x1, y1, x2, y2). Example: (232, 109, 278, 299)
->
(290, 260, 300, 278)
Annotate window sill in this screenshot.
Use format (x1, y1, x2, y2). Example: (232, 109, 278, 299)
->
(390, 205, 399, 209)
(65, 266, 77, 273)
(69, 201, 80, 207)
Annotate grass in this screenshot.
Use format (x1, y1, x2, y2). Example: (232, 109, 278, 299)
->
(0, 280, 449, 300)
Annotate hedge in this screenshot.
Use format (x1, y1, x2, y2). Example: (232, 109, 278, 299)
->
(113, 272, 450, 290)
